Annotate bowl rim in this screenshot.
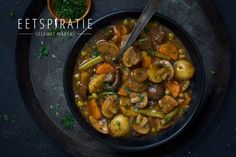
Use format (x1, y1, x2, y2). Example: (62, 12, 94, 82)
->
(47, 0, 92, 24)
(63, 10, 205, 151)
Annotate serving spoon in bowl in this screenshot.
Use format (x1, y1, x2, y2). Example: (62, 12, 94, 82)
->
(114, 0, 162, 64)
(104, 0, 162, 91)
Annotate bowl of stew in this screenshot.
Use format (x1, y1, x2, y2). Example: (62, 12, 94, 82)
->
(64, 10, 205, 151)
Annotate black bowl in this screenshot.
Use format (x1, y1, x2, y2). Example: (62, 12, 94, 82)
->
(64, 10, 205, 151)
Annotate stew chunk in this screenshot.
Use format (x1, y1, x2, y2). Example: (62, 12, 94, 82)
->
(122, 47, 141, 67)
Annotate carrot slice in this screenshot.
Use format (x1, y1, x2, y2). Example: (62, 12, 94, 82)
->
(166, 81, 180, 98)
(159, 43, 179, 61)
(96, 63, 115, 74)
(142, 51, 152, 68)
(118, 85, 128, 96)
(88, 99, 102, 120)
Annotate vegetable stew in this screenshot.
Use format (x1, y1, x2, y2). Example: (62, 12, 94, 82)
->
(73, 19, 195, 137)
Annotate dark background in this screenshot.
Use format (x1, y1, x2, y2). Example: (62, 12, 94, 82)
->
(0, 0, 236, 156)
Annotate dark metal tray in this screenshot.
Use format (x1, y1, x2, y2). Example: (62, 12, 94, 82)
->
(15, 0, 231, 156)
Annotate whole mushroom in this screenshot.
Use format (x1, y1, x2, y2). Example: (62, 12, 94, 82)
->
(131, 114, 150, 134)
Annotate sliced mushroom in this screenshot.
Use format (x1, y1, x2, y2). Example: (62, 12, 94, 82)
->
(130, 92, 148, 109)
(109, 114, 130, 137)
(122, 68, 131, 82)
(148, 117, 164, 132)
(97, 41, 120, 59)
(147, 84, 165, 100)
(104, 67, 121, 91)
(102, 95, 119, 118)
(125, 80, 147, 92)
(119, 96, 131, 106)
(122, 47, 141, 67)
(157, 60, 174, 80)
(159, 95, 179, 113)
(131, 114, 150, 134)
(131, 68, 148, 83)
(89, 116, 108, 134)
(147, 65, 162, 83)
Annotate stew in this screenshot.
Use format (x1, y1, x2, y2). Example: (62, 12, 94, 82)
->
(72, 18, 195, 137)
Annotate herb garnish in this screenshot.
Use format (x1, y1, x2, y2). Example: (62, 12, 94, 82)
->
(102, 91, 117, 96)
(9, 11, 15, 18)
(91, 48, 100, 57)
(138, 94, 144, 102)
(39, 41, 49, 59)
(54, 0, 86, 20)
(0, 114, 16, 123)
(143, 27, 150, 33)
(116, 121, 121, 126)
(147, 48, 155, 57)
(139, 38, 146, 45)
(61, 114, 75, 129)
(123, 86, 131, 94)
(48, 104, 75, 130)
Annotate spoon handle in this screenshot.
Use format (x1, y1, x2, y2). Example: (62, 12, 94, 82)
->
(115, 0, 162, 63)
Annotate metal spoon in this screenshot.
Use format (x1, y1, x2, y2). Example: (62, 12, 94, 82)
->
(114, 0, 162, 63)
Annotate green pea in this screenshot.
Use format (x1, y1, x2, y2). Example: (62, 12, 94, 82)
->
(123, 19, 128, 25)
(168, 32, 174, 41)
(77, 101, 84, 107)
(81, 50, 88, 57)
(165, 89, 170, 95)
(179, 93, 184, 98)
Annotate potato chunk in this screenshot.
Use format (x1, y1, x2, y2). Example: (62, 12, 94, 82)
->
(109, 114, 130, 137)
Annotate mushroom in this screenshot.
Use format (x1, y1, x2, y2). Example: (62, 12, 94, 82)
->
(104, 67, 121, 91)
(148, 117, 168, 132)
(147, 84, 165, 100)
(122, 47, 141, 67)
(157, 60, 174, 80)
(131, 68, 148, 83)
(159, 95, 179, 113)
(97, 41, 120, 59)
(102, 95, 118, 118)
(138, 37, 153, 51)
(111, 26, 122, 43)
(109, 114, 130, 137)
(130, 92, 148, 109)
(122, 68, 131, 82)
(89, 116, 108, 134)
(119, 96, 131, 106)
(131, 114, 150, 134)
(147, 65, 162, 83)
(125, 80, 147, 92)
